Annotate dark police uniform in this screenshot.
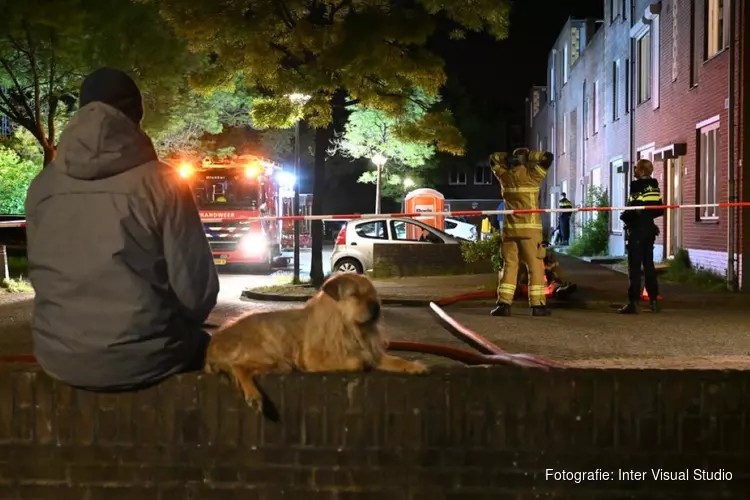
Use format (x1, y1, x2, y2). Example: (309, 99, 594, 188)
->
(558, 196, 573, 245)
(618, 176, 664, 314)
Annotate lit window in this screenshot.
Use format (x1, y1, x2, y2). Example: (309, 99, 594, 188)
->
(610, 162, 626, 233)
(698, 123, 719, 219)
(637, 30, 652, 104)
(705, 0, 728, 59)
(563, 44, 569, 83)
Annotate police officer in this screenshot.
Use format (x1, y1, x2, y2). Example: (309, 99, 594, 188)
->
(618, 159, 664, 314)
(558, 193, 573, 245)
(489, 148, 553, 317)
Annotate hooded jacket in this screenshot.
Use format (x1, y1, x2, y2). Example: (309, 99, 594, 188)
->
(25, 102, 220, 390)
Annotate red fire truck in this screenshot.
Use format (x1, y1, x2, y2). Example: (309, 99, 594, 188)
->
(174, 155, 286, 272)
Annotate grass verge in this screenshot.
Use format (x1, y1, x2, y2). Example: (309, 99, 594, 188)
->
(661, 248, 727, 292)
(1, 277, 33, 293)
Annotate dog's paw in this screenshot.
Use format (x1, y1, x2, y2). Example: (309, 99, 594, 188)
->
(406, 361, 429, 374)
(245, 396, 264, 412)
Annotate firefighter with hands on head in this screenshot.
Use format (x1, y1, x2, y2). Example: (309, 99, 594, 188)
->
(488, 148, 554, 317)
(618, 158, 664, 314)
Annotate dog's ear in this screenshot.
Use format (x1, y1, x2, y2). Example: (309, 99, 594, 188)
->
(322, 276, 356, 301)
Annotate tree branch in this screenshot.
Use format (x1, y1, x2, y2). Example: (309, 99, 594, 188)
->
(22, 20, 43, 131)
(0, 57, 36, 124)
(47, 30, 58, 144)
(272, 0, 296, 29)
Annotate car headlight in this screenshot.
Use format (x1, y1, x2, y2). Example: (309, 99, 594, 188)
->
(239, 233, 267, 254)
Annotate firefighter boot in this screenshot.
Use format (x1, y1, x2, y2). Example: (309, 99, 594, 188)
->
(618, 302, 638, 314)
(531, 306, 551, 316)
(490, 303, 511, 317)
(649, 299, 660, 313)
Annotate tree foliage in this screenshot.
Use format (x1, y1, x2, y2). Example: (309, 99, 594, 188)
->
(0, 0, 198, 164)
(150, 0, 512, 284)
(151, 84, 255, 157)
(0, 143, 41, 214)
(331, 89, 442, 198)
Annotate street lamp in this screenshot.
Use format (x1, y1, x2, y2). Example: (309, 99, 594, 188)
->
(401, 177, 415, 213)
(371, 153, 387, 214)
(287, 93, 311, 283)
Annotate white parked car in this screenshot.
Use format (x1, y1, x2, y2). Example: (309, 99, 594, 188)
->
(444, 218, 478, 242)
(330, 217, 464, 274)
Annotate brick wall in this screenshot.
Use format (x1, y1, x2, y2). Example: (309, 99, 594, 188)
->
(1, 364, 749, 499)
(632, 0, 741, 267)
(371, 243, 490, 277)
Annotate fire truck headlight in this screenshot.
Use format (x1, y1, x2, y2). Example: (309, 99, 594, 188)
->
(178, 163, 192, 178)
(240, 233, 266, 254)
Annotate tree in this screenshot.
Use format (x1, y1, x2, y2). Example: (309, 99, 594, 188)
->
(151, 85, 255, 157)
(152, 0, 511, 286)
(331, 89, 440, 199)
(0, 0, 197, 165)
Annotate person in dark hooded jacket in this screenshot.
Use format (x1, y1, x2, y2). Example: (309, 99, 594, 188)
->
(25, 67, 220, 392)
(618, 158, 663, 314)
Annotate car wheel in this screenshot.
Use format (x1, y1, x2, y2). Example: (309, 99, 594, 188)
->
(335, 258, 363, 274)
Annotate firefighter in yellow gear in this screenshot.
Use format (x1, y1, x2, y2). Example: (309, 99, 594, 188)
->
(489, 148, 554, 317)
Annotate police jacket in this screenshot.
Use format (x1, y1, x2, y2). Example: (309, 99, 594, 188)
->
(489, 151, 552, 239)
(620, 176, 664, 232)
(559, 197, 573, 219)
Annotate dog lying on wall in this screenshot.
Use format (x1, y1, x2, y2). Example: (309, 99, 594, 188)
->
(205, 273, 428, 410)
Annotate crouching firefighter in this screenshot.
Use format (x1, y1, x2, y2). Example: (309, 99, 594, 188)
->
(618, 158, 664, 314)
(489, 148, 554, 317)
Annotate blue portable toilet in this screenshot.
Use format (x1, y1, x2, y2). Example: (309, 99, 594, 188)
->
(496, 200, 505, 231)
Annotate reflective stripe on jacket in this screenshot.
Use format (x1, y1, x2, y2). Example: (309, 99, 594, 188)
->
(489, 151, 550, 238)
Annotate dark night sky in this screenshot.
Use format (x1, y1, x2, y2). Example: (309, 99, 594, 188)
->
(438, 0, 604, 117)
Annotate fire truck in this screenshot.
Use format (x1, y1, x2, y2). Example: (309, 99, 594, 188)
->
(173, 155, 289, 272)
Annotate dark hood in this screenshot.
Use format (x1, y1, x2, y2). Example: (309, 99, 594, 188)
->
(53, 102, 158, 180)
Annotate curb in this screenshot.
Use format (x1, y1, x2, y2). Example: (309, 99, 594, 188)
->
(240, 289, 431, 307)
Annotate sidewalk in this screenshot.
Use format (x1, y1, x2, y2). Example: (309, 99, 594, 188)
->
(246, 254, 749, 309)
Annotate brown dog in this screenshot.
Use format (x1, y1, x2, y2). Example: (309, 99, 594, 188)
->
(205, 273, 428, 410)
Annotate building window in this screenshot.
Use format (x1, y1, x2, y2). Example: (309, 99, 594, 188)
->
(672, 0, 679, 81)
(592, 80, 600, 134)
(550, 125, 555, 157)
(610, 161, 626, 233)
(705, 0, 728, 59)
(448, 167, 467, 185)
(621, 0, 627, 20)
(582, 81, 588, 139)
(550, 61, 556, 101)
(624, 58, 630, 113)
(690, 0, 698, 86)
(562, 114, 567, 154)
(636, 30, 652, 104)
(612, 60, 620, 121)
(697, 122, 719, 219)
(610, 0, 616, 22)
(651, 15, 661, 109)
(563, 43, 569, 84)
(474, 165, 492, 185)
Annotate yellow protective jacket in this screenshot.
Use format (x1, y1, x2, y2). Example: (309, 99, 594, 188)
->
(489, 151, 552, 239)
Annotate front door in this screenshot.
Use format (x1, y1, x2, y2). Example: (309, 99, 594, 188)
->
(665, 158, 683, 258)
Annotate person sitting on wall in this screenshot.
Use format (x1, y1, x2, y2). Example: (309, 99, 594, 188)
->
(24, 67, 220, 393)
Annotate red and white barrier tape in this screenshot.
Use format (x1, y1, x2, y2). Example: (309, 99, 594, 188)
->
(0, 220, 25, 228)
(2, 202, 748, 226)
(242, 201, 750, 221)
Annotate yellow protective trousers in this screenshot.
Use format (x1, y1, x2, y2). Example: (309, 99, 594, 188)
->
(497, 237, 547, 307)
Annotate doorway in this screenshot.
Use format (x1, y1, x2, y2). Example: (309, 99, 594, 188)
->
(665, 157, 683, 258)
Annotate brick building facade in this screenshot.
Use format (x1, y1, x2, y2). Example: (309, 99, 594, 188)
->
(529, 0, 746, 288)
